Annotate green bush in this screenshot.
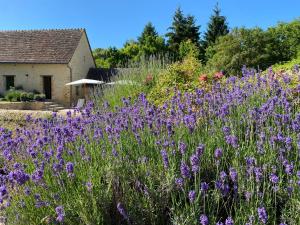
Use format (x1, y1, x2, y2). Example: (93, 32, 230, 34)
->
(4, 89, 45, 102)
(148, 55, 203, 104)
(20, 92, 34, 102)
(33, 94, 46, 101)
(205, 19, 300, 76)
(272, 50, 300, 72)
(4, 89, 23, 102)
(179, 39, 200, 60)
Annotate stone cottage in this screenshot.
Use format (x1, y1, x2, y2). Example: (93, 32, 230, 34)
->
(0, 29, 96, 106)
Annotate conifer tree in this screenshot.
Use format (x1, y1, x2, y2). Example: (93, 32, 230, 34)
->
(166, 7, 200, 56)
(202, 3, 229, 52)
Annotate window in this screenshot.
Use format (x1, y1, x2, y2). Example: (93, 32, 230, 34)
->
(5, 76, 15, 90)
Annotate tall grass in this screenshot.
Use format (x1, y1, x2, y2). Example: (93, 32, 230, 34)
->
(91, 55, 172, 108)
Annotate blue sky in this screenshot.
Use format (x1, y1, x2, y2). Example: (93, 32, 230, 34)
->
(1, 0, 299, 49)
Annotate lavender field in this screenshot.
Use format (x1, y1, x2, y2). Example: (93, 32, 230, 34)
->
(0, 67, 300, 224)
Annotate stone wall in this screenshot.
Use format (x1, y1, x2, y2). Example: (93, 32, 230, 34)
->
(0, 102, 46, 110)
(69, 32, 96, 105)
(0, 64, 71, 106)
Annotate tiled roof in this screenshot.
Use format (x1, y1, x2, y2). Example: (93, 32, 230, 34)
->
(0, 29, 84, 64)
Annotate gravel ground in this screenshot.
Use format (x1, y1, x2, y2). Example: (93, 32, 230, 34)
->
(0, 109, 75, 130)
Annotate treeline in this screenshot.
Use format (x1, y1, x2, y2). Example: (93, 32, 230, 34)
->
(93, 4, 300, 75)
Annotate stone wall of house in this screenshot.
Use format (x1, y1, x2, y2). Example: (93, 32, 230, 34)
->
(0, 64, 71, 106)
(69, 32, 96, 104)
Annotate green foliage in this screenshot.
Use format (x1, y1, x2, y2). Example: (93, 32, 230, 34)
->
(20, 92, 34, 102)
(267, 19, 300, 62)
(138, 22, 159, 45)
(93, 47, 126, 68)
(148, 56, 202, 104)
(33, 94, 46, 101)
(206, 19, 300, 75)
(120, 40, 141, 63)
(272, 51, 300, 71)
(281, 199, 300, 225)
(4, 89, 45, 102)
(201, 3, 229, 62)
(166, 7, 200, 56)
(5, 89, 23, 102)
(137, 23, 167, 58)
(93, 23, 167, 68)
(179, 39, 200, 59)
(206, 27, 274, 75)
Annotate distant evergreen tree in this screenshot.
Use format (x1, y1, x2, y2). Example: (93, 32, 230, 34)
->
(138, 22, 158, 45)
(201, 3, 229, 61)
(166, 7, 200, 56)
(138, 22, 166, 57)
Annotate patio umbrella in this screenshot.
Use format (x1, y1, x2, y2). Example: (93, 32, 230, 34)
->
(65, 79, 104, 99)
(65, 79, 104, 86)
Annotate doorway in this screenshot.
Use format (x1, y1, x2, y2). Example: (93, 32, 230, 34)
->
(43, 76, 52, 99)
(5, 75, 15, 90)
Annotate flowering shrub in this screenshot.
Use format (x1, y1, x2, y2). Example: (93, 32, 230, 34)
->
(0, 67, 299, 224)
(148, 55, 202, 104)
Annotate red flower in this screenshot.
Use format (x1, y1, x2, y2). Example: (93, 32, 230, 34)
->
(144, 74, 153, 85)
(214, 71, 224, 79)
(199, 74, 208, 82)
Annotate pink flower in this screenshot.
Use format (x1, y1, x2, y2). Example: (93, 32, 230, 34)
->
(214, 71, 224, 79)
(199, 74, 208, 82)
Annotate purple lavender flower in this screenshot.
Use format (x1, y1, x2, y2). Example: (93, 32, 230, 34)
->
(180, 161, 191, 179)
(31, 169, 44, 183)
(66, 162, 74, 174)
(0, 185, 7, 199)
(284, 162, 294, 175)
(222, 126, 231, 136)
(55, 206, 65, 223)
(175, 177, 184, 189)
(220, 171, 227, 181)
(188, 190, 196, 203)
(179, 141, 187, 155)
(190, 153, 200, 173)
(229, 167, 238, 183)
(199, 214, 209, 225)
(245, 191, 252, 202)
(117, 202, 129, 221)
(214, 148, 223, 159)
(160, 149, 169, 169)
(226, 135, 239, 148)
(225, 216, 234, 225)
(254, 167, 263, 182)
(196, 144, 205, 156)
(200, 182, 209, 193)
(86, 181, 92, 192)
(269, 173, 279, 184)
(257, 207, 268, 224)
(24, 187, 31, 196)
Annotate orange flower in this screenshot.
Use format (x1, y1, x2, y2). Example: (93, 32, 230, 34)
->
(199, 74, 208, 82)
(214, 71, 224, 80)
